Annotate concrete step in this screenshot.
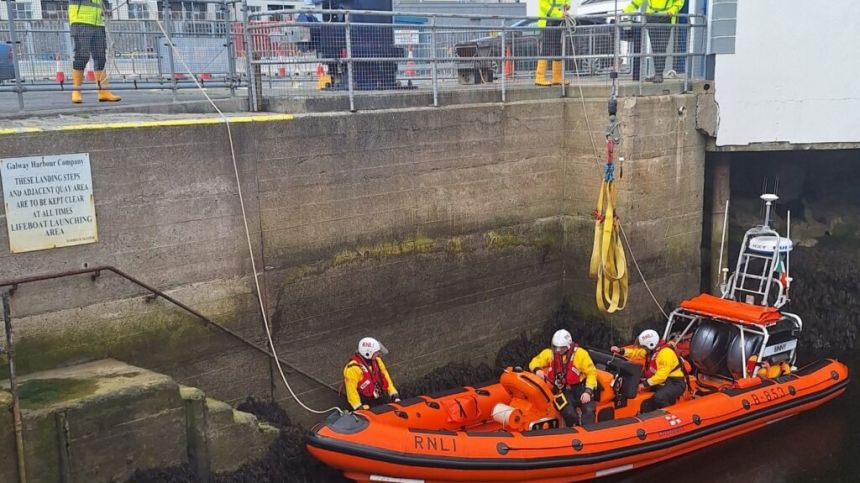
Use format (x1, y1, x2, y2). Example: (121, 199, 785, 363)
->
(0, 359, 278, 483)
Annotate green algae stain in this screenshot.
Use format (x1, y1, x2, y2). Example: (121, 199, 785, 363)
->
(486, 230, 557, 250)
(17, 378, 100, 409)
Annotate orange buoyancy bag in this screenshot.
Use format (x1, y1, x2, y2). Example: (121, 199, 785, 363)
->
(445, 395, 482, 424)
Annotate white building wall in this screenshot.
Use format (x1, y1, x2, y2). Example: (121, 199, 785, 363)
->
(714, 0, 860, 146)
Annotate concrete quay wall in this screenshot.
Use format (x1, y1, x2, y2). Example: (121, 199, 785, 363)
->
(0, 95, 706, 421)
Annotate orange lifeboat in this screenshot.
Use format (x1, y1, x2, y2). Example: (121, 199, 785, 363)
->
(308, 348, 848, 482)
(308, 194, 850, 481)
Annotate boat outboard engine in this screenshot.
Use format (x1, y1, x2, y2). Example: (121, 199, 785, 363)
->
(726, 318, 800, 378)
(689, 320, 734, 376)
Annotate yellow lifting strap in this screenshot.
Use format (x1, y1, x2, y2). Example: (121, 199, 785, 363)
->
(589, 174, 628, 314)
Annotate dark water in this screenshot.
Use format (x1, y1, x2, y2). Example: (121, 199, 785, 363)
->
(602, 350, 859, 483)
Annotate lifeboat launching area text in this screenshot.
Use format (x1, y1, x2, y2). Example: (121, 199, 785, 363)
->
(1, 153, 98, 253)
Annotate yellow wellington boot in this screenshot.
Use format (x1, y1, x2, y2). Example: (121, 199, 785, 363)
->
(71, 69, 84, 104)
(95, 71, 121, 102)
(551, 61, 570, 86)
(534, 60, 551, 86)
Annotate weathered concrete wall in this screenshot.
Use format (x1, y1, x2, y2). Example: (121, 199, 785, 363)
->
(0, 95, 706, 423)
(0, 359, 279, 482)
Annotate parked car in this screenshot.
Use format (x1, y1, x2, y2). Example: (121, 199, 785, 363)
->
(0, 43, 16, 82)
(454, 14, 618, 85)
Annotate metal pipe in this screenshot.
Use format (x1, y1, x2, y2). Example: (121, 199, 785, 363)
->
(499, 26, 506, 103)
(0, 82, 236, 93)
(0, 267, 339, 394)
(241, 0, 256, 112)
(162, 3, 178, 104)
(430, 15, 438, 107)
(3, 293, 28, 483)
(344, 11, 355, 112)
(222, 0, 237, 97)
(4, 0, 26, 111)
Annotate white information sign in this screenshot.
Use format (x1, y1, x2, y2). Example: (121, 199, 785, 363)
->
(1, 153, 98, 253)
(394, 29, 420, 46)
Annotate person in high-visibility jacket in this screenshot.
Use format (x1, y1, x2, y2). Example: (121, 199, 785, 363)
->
(535, 0, 572, 87)
(529, 329, 597, 426)
(623, 0, 685, 83)
(68, 0, 120, 103)
(746, 355, 791, 379)
(611, 329, 685, 409)
(343, 337, 400, 411)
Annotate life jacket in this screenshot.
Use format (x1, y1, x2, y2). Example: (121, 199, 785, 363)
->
(348, 354, 388, 399)
(546, 346, 581, 388)
(643, 341, 685, 380)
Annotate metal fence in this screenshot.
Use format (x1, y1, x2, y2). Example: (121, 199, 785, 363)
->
(1, 2, 707, 113)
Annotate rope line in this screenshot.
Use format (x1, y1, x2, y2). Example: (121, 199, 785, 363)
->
(564, 16, 667, 318)
(154, 18, 341, 416)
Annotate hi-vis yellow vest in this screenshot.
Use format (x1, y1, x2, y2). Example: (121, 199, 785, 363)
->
(69, 0, 104, 27)
(624, 0, 685, 16)
(538, 0, 571, 27)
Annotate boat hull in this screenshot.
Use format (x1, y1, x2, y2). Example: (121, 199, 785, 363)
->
(307, 359, 848, 483)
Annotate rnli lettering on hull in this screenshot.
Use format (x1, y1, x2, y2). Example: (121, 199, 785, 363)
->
(413, 435, 457, 452)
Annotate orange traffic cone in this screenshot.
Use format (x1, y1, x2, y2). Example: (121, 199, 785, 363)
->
(278, 67, 286, 77)
(504, 45, 513, 79)
(404, 46, 416, 77)
(55, 55, 65, 85)
(85, 60, 95, 81)
(316, 63, 331, 90)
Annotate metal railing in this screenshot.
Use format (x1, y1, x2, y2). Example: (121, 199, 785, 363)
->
(244, 9, 707, 111)
(0, 265, 339, 393)
(1, 3, 707, 113)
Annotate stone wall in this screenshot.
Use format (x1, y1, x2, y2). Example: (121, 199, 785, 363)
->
(0, 95, 706, 422)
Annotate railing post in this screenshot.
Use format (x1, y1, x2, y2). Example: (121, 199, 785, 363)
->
(4, 0, 26, 112)
(3, 293, 28, 483)
(163, 2, 178, 103)
(638, 15, 646, 96)
(222, 0, 237, 96)
(430, 15, 438, 107)
(344, 11, 355, 112)
(684, 18, 692, 92)
(241, 0, 257, 112)
(560, 24, 567, 98)
(499, 26, 506, 103)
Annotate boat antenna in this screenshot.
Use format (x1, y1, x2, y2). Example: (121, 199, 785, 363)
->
(761, 193, 778, 228)
(786, 209, 792, 292)
(717, 198, 729, 295)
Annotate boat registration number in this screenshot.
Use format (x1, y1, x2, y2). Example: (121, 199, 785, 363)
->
(750, 386, 788, 406)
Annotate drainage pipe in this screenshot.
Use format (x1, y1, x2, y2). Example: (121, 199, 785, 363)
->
(2, 293, 27, 483)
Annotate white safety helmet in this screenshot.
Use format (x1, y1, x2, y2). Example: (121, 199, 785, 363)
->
(357, 337, 388, 359)
(551, 329, 574, 353)
(637, 329, 661, 350)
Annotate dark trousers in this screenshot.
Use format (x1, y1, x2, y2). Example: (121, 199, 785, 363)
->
(71, 24, 107, 71)
(358, 392, 393, 409)
(631, 15, 673, 80)
(559, 384, 595, 427)
(540, 19, 564, 58)
(651, 377, 685, 409)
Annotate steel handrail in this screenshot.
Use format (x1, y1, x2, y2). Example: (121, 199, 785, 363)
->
(0, 265, 338, 393)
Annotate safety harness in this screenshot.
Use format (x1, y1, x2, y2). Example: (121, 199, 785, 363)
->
(643, 342, 688, 387)
(347, 354, 388, 399)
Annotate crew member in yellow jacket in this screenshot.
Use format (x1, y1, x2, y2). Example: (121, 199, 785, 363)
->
(529, 329, 598, 426)
(612, 329, 685, 410)
(534, 0, 572, 86)
(623, 0, 685, 83)
(343, 337, 400, 410)
(68, 0, 120, 103)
